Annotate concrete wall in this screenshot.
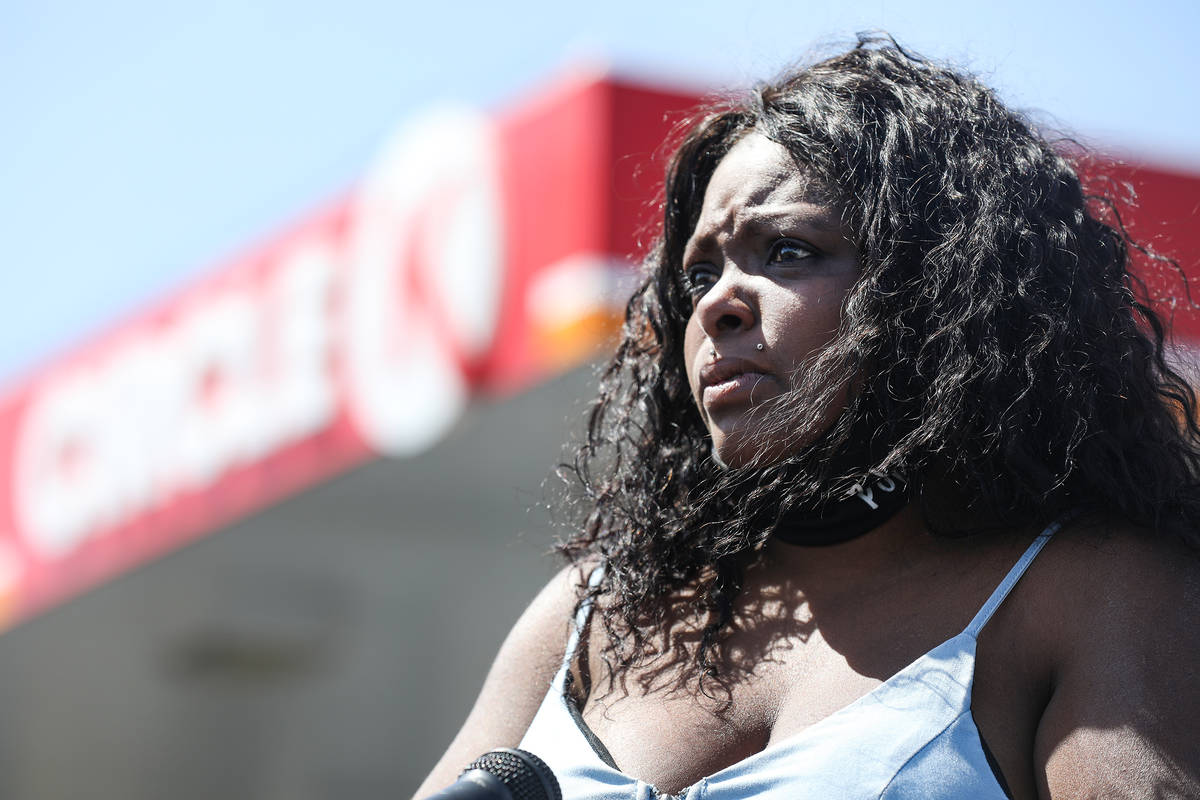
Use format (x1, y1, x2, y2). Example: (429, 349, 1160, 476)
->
(0, 364, 599, 799)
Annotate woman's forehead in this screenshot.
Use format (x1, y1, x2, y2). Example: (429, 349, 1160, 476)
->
(708, 134, 832, 205)
(688, 134, 843, 247)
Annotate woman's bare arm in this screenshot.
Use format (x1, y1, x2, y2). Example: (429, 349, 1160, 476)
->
(1035, 530, 1200, 798)
(411, 565, 586, 800)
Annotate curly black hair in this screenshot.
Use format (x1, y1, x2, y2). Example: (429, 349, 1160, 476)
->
(554, 35, 1200, 687)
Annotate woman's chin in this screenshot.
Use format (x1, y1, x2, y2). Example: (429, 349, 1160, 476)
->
(705, 397, 845, 471)
(703, 399, 801, 470)
(709, 433, 784, 471)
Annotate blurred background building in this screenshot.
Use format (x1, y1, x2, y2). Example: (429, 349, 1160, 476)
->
(2, 3, 1199, 798)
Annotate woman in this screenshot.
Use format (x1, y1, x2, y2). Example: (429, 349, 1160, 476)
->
(415, 38, 1200, 799)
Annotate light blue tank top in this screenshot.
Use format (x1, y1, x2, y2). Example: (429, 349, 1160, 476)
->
(519, 521, 1064, 800)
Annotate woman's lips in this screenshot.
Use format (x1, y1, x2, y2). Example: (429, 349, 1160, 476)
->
(703, 371, 773, 406)
(699, 358, 775, 408)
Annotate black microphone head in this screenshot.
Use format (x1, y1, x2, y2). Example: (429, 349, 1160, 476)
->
(462, 748, 561, 800)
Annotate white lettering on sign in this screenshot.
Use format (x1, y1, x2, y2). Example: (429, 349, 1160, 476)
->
(15, 365, 108, 556)
(344, 107, 504, 455)
(13, 239, 337, 557)
(170, 291, 262, 488)
(267, 243, 337, 449)
(10, 105, 509, 557)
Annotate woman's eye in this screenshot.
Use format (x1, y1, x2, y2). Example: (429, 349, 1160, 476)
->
(767, 239, 815, 264)
(684, 265, 719, 298)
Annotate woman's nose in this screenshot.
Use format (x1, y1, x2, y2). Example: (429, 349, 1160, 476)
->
(695, 267, 756, 337)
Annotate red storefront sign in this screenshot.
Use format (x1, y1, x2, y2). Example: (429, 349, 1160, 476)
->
(0, 71, 698, 630)
(0, 70, 1195, 632)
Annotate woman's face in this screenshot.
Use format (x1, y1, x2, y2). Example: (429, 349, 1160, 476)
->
(682, 133, 860, 468)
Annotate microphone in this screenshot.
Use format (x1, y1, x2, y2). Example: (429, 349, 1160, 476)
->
(427, 748, 561, 800)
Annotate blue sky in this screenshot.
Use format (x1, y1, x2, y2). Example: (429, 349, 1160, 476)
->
(3, 0, 1197, 386)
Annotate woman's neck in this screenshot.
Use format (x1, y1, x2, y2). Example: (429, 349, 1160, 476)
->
(761, 503, 937, 594)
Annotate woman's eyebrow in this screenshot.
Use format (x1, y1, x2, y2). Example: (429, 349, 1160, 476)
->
(684, 229, 718, 257)
(749, 204, 843, 233)
(685, 202, 844, 257)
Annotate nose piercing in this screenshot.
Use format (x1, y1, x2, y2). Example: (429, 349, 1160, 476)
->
(756, 343, 764, 351)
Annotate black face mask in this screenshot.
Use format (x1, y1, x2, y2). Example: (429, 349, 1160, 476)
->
(771, 469, 910, 546)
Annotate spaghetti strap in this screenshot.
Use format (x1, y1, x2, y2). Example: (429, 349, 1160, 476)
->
(559, 566, 606, 674)
(964, 517, 1067, 637)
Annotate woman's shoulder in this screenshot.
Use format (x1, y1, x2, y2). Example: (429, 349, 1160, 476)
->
(1023, 516, 1200, 794)
(1034, 515, 1198, 611)
(411, 563, 593, 799)
(478, 561, 597, 705)
(1021, 516, 1199, 660)
(509, 562, 597, 662)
